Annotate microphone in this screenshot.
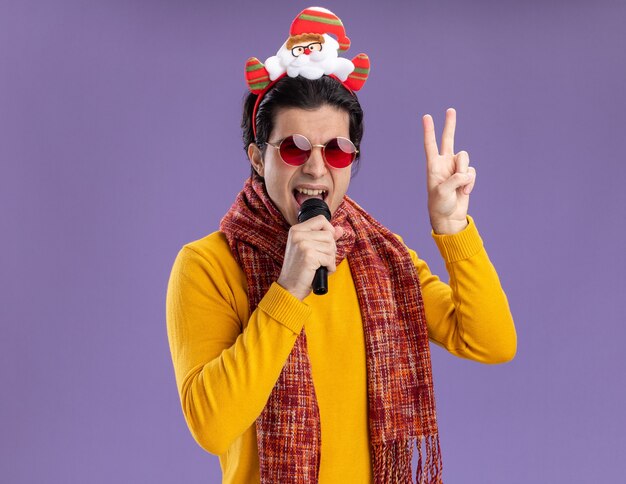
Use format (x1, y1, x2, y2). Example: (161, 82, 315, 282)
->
(297, 198, 331, 295)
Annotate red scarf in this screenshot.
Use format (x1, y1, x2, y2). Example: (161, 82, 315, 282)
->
(220, 177, 443, 483)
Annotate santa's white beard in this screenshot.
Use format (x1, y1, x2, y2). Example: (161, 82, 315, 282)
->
(264, 35, 353, 82)
(280, 50, 337, 79)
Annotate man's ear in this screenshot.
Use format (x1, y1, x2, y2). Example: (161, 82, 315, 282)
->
(247, 143, 264, 177)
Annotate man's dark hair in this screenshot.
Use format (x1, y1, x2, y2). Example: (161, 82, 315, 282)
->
(241, 75, 364, 179)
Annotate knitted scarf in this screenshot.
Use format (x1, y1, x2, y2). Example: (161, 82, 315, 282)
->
(220, 177, 443, 483)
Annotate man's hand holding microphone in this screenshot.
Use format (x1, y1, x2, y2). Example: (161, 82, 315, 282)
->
(277, 199, 343, 301)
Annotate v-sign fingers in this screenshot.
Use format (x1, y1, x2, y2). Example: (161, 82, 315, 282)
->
(440, 108, 456, 155)
(422, 114, 439, 165)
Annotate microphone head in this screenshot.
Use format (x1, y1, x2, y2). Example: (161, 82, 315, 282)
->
(298, 198, 331, 223)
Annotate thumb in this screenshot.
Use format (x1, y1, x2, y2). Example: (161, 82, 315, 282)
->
(334, 225, 345, 240)
(440, 171, 472, 194)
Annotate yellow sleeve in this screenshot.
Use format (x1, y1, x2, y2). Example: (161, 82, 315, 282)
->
(402, 215, 517, 364)
(165, 244, 311, 456)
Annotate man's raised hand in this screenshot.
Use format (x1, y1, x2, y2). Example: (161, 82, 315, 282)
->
(422, 107, 476, 235)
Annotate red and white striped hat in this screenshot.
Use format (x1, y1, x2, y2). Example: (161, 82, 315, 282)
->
(289, 6, 351, 52)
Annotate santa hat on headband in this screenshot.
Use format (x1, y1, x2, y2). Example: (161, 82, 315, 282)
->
(289, 6, 351, 53)
(244, 6, 370, 94)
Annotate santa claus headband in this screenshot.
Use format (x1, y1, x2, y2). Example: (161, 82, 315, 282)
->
(244, 6, 371, 140)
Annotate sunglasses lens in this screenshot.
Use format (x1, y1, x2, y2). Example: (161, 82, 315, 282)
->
(280, 135, 311, 166)
(324, 137, 356, 168)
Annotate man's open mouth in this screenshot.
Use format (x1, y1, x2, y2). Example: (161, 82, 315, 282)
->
(293, 188, 328, 207)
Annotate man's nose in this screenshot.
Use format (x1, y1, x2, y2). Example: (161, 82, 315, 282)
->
(301, 147, 327, 178)
(304, 48, 311, 55)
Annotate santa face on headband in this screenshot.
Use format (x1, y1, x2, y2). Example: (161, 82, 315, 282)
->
(265, 33, 355, 82)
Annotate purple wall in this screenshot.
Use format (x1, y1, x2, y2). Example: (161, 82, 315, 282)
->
(2, 1, 624, 482)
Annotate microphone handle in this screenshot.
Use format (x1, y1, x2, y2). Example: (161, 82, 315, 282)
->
(297, 198, 332, 296)
(312, 266, 328, 295)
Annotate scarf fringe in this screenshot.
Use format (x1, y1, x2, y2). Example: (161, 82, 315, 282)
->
(371, 439, 413, 484)
(415, 433, 444, 484)
(371, 434, 443, 483)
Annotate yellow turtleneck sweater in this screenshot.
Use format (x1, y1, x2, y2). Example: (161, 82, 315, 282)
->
(165, 214, 517, 483)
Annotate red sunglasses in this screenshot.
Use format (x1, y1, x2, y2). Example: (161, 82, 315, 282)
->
(266, 134, 358, 169)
